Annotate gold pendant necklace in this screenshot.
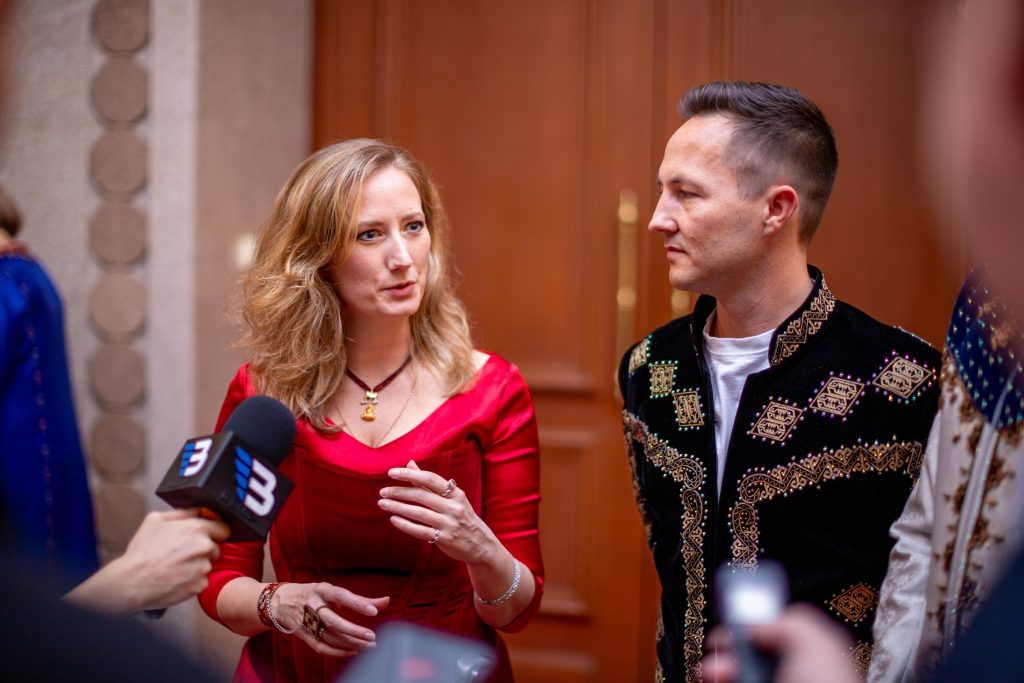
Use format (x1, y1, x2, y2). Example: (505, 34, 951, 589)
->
(345, 355, 412, 422)
(337, 362, 418, 448)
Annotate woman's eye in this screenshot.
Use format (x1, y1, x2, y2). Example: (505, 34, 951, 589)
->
(406, 221, 425, 233)
(357, 229, 380, 241)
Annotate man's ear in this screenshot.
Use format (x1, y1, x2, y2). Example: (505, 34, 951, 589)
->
(762, 185, 800, 238)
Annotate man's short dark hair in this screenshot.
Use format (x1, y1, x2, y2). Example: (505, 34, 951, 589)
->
(679, 81, 838, 241)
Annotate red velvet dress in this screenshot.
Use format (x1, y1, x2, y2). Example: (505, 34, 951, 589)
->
(198, 354, 544, 683)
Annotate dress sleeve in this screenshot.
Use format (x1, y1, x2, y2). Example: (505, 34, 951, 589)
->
(196, 366, 266, 624)
(868, 412, 940, 683)
(481, 362, 544, 633)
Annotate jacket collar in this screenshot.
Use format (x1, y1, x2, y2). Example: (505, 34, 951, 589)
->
(689, 265, 837, 368)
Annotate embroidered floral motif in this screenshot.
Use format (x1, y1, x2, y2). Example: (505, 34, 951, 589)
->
(809, 375, 865, 419)
(850, 642, 873, 677)
(871, 351, 935, 403)
(770, 280, 836, 365)
(629, 337, 650, 374)
(649, 361, 678, 399)
(748, 399, 804, 444)
(673, 389, 705, 430)
(730, 440, 924, 570)
(828, 583, 879, 624)
(622, 411, 707, 683)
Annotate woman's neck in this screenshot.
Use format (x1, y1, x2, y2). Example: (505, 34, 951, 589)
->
(344, 314, 415, 382)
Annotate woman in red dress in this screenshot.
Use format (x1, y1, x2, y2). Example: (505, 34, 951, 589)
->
(197, 139, 543, 682)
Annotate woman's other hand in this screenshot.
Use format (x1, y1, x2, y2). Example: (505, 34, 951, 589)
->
(379, 460, 499, 563)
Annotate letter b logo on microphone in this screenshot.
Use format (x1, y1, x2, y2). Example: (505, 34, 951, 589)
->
(180, 438, 213, 477)
(234, 446, 278, 516)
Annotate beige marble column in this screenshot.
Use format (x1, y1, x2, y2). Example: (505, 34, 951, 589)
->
(1, 0, 312, 673)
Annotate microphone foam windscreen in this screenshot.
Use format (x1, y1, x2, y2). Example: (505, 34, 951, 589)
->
(223, 395, 297, 466)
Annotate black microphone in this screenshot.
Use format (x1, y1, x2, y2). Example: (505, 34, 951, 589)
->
(144, 397, 297, 619)
(155, 395, 297, 542)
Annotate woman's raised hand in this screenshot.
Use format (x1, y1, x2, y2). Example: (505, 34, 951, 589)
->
(379, 460, 500, 565)
(271, 582, 389, 657)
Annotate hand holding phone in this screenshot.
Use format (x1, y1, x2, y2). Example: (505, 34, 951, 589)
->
(715, 560, 789, 683)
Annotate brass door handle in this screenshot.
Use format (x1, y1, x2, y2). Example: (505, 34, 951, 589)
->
(616, 189, 639, 353)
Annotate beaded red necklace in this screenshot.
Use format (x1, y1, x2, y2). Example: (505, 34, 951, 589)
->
(345, 355, 413, 421)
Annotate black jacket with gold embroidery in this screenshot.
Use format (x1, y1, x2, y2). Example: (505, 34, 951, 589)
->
(618, 267, 940, 683)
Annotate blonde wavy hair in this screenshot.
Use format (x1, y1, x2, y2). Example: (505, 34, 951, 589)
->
(240, 139, 476, 432)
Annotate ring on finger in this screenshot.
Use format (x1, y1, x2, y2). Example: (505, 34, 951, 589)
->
(441, 478, 457, 498)
(302, 603, 328, 640)
(429, 527, 441, 545)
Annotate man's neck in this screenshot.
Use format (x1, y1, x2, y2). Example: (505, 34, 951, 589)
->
(343, 314, 414, 382)
(709, 258, 814, 339)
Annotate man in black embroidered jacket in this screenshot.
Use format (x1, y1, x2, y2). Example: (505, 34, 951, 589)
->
(618, 82, 940, 683)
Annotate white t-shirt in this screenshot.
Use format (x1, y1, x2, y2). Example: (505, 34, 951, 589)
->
(702, 312, 773, 494)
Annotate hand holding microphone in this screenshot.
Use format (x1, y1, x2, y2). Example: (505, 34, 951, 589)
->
(66, 396, 297, 616)
(64, 509, 229, 615)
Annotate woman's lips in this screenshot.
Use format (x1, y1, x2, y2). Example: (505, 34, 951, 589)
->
(384, 282, 416, 297)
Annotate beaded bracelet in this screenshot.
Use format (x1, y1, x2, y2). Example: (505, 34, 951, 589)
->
(257, 582, 296, 634)
(475, 559, 522, 607)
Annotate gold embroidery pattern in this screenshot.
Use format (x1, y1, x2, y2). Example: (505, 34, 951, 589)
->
(809, 375, 865, 418)
(850, 642, 873, 677)
(871, 352, 935, 403)
(654, 661, 665, 683)
(828, 583, 879, 624)
(623, 411, 707, 683)
(649, 361, 678, 399)
(673, 389, 705, 431)
(771, 280, 837, 366)
(629, 337, 650, 374)
(730, 441, 924, 570)
(748, 399, 804, 444)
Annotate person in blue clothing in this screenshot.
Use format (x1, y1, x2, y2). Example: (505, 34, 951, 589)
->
(0, 184, 98, 590)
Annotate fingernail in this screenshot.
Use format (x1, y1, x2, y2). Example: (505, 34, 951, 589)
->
(366, 606, 378, 616)
(388, 469, 399, 477)
(365, 631, 375, 641)
(378, 500, 389, 509)
(379, 488, 389, 497)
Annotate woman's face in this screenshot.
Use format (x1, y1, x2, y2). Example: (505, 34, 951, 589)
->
(331, 166, 432, 324)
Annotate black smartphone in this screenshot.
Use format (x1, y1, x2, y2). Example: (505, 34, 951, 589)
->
(715, 560, 788, 683)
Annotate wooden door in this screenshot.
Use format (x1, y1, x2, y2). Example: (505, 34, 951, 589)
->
(315, 1, 660, 680)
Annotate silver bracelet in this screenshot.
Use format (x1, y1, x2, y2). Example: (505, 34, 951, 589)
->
(268, 592, 296, 635)
(476, 559, 522, 606)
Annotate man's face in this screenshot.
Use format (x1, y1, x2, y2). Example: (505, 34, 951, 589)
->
(926, 0, 1024, 315)
(649, 115, 769, 297)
